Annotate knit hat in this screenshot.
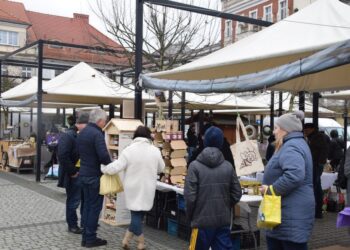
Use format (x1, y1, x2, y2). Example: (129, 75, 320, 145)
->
(204, 126, 224, 149)
(76, 112, 89, 124)
(275, 111, 304, 133)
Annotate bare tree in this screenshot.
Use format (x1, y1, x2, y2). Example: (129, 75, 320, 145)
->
(93, 0, 220, 72)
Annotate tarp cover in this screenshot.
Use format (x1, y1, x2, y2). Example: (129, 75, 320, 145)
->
(141, 0, 350, 93)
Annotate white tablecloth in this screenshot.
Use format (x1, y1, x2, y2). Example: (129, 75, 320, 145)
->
(321, 172, 338, 190)
(156, 181, 262, 203)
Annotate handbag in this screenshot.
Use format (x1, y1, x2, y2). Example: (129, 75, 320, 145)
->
(231, 116, 264, 176)
(99, 174, 124, 195)
(257, 185, 281, 229)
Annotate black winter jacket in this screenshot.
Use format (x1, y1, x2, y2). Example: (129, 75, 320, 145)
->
(184, 147, 242, 228)
(78, 123, 111, 177)
(57, 126, 79, 188)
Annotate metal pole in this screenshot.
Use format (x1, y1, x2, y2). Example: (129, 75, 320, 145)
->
(312, 92, 319, 129)
(181, 92, 186, 138)
(30, 108, 33, 133)
(145, 112, 148, 126)
(299, 91, 305, 112)
(72, 108, 76, 119)
(36, 40, 44, 182)
(152, 112, 156, 127)
(278, 91, 283, 116)
(199, 110, 204, 134)
(0, 61, 2, 138)
(18, 113, 21, 138)
(168, 91, 173, 119)
(10, 112, 13, 126)
(109, 104, 115, 120)
(344, 100, 348, 155)
(260, 115, 264, 143)
(62, 108, 66, 127)
(134, 0, 143, 120)
(270, 91, 275, 133)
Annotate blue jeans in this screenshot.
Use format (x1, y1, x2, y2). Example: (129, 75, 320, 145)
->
(65, 176, 83, 228)
(266, 236, 308, 250)
(129, 211, 145, 236)
(194, 227, 232, 250)
(80, 176, 103, 243)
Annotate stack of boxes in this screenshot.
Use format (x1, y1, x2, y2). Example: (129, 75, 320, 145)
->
(153, 120, 188, 187)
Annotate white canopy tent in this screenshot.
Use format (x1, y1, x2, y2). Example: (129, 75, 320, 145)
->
(142, 0, 350, 93)
(2, 62, 153, 105)
(146, 92, 268, 110)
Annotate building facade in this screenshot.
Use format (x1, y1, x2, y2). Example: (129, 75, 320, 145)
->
(221, 0, 317, 46)
(0, 0, 128, 82)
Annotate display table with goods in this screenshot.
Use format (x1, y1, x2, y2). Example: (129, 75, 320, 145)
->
(0, 139, 24, 170)
(152, 180, 262, 249)
(101, 118, 143, 226)
(6, 141, 35, 173)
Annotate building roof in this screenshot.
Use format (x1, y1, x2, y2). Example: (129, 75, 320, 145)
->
(0, 0, 31, 25)
(0, 0, 128, 67)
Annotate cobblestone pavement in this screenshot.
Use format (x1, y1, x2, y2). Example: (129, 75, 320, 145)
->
(0, 172, 188, 250)
(2, 171, 350, 250)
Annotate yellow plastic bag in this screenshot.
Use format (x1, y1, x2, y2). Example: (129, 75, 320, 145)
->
(99, 174, 124, 195)
(257, 185, 281, 229)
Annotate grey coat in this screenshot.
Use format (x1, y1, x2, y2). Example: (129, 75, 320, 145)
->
(184, 147, 242, 228)
(263, 132, 315, 243)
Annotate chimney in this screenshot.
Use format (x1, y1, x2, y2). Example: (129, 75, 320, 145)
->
(73, 13, 89, 23)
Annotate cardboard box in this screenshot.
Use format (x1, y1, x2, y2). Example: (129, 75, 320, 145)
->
(170, 158, 187, 168)
(171, 166, 187, 175)
(171, 175, 185, 184)
(170, 150, 187, 158)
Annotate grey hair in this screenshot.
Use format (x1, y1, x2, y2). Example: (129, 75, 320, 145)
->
(89, 108, 107, 123)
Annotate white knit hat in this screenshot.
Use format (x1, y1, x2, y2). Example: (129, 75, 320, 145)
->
(275, 111, 304, 133)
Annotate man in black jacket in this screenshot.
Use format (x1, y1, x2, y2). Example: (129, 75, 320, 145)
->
(184, 126, 242, 249)
(58, 112, 89, 234)
(78, 108, 111, 248)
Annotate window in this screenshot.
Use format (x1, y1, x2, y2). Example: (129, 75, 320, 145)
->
(279, 0, 288, 20)
(22, 67, 32, 78)
(225, 20, 232, 38)
(249, 10, 258, 31)
(0, 30, 19, 46)
(264, 5, 272, 22)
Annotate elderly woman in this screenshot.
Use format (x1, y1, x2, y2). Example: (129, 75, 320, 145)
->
(101, 126, 165, 250)
(262, 111, 315, 250)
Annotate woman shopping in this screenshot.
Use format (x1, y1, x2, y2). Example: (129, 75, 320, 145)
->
(262, 111, 315, 250)
(101, 126, 165, 249)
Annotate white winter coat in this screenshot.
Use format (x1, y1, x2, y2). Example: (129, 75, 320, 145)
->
(101, 137, 165, 211)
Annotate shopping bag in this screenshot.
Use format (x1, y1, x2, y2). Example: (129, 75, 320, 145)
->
(337, 207, 350, 228)
(231, 116, 264, 176)
(99, 174, 124, 195)
(257, 186, 281, 229)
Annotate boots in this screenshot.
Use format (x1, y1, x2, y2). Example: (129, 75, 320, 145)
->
(137, 234, 145, 250)
(122, 230, 134, 249)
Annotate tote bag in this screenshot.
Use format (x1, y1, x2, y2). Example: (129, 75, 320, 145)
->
(99, 174, 124, 195)
(257, 186, 281, 229)
(231, 116, 264, 176)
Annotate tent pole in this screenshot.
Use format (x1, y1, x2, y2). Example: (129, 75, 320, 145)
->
(120, 104, 123, 118)
(62, 108, 66, 127)
(30, 108, 33, 133)
(344, 100, 348, 155)
(0, 60, 2, 138)
(312, 92, 319, 129)
(36, 40, 44, 183)
(18, 112, 21, 138)
(134, 0, 143, 120)
(109, 104, 115, 120)
(168, 91, 173, 119)
(299, 91, 305, 111)
(152, 112, 156, 127)
(181, 92, 186, 138)
(278, 91, 283, 116)
(260, 115, 264, 143)
(270, 91, 274, 134)
(199, 110, 204, 134)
